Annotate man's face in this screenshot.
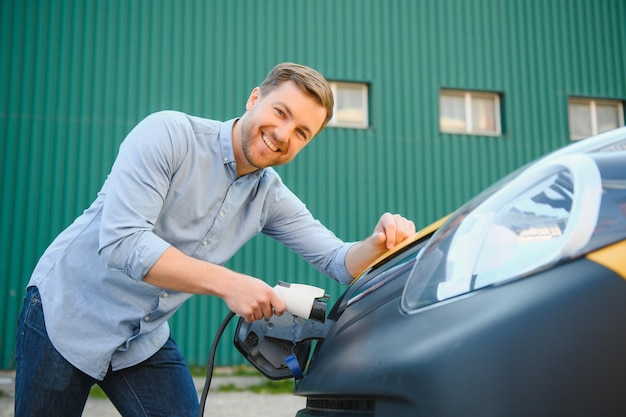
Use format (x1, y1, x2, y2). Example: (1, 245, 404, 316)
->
(234, 80, 328, 176)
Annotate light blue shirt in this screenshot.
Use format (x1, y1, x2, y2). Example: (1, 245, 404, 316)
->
(29, 110, 354, 380)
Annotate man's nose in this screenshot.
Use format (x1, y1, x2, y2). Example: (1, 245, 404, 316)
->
(274, 123, 293, 144)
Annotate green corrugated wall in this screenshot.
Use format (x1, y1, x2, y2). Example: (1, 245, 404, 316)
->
(2, 0, 625, 368)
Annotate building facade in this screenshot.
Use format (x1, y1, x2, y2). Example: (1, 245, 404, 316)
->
(1, 0, 625, 368)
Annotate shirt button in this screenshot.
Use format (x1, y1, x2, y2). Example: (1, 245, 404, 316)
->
(202, 240, 208, 246)
(219, 211, 225, 217)
(161, 292, 169, 298)
(144, 315, 150, 321)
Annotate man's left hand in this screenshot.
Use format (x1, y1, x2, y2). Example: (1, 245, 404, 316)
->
(371, 212, 416, 250)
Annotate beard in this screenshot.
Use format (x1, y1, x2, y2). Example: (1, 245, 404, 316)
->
(239, 117, 265, 171)
(238, 116, 287, 171)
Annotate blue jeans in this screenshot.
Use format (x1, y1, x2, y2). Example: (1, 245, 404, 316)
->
(15, 287, 199, 417)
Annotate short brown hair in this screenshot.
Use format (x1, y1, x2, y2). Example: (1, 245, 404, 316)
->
(259, 62, 334, 132)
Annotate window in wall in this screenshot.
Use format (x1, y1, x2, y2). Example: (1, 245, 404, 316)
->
(568, 98, 624, 140)
(440, 89, 502, 136)
(328, 82, 369, 129)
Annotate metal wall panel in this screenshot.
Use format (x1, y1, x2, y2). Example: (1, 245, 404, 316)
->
(1, 0, 625, 368)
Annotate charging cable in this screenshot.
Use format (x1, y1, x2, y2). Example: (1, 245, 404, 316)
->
(197, 311, 236, 417)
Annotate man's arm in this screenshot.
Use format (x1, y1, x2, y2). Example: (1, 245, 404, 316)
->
(345, 212, 416, 277)
(143, 246, 286, 323)
(144, 213, 413, 322)
(144, 212, 414, 322)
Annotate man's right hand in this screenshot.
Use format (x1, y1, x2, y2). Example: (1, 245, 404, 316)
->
(221, 274, 287, 323)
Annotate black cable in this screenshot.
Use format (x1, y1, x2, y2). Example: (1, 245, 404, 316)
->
(197, 311, 237, 417)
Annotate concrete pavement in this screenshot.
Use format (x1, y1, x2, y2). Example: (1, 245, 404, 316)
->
(0, 370, 306, 417)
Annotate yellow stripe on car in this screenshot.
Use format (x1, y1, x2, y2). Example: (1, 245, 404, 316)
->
(586, 240, 626, 279)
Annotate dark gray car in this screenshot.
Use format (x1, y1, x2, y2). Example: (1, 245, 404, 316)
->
(236, 127, 626, 417)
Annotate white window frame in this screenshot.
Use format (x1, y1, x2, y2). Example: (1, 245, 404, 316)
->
(568, 98, 625, 141)
(328, 81, 369, 129)
(439, 89, 502, 136)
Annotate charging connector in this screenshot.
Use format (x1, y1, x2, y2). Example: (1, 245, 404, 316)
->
(197, 282, 329, 416)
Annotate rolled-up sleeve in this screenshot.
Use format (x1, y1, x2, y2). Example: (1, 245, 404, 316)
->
(97, 112, 185, 280)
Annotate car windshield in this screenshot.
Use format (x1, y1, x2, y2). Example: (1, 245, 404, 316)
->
(402, 141, 626, 312)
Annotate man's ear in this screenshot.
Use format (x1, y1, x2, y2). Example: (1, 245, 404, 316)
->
(246, 87, 261, 111)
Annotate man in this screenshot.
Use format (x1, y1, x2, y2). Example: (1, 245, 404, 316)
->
(15, 62, 415, 416)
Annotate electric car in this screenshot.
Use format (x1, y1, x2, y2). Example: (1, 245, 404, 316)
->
(235, 126, 626, 417)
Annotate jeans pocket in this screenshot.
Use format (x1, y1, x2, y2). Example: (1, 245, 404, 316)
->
(15, 287, 46, 361)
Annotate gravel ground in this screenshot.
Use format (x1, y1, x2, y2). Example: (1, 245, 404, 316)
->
(0, 370, 306, 417)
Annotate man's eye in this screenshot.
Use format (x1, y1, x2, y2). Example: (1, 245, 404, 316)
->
(275, 108, 286, 117)
(296, 129, 308, 141)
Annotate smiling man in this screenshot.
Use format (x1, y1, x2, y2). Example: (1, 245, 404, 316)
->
(15, 62, 415, 417)
(235, 77, 328, 173)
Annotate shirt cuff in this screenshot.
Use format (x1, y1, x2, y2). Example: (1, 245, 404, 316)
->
(332, 242, 357, 285)
(128, 233, 172, 281)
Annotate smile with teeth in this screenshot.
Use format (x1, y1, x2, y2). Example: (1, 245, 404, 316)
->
(262, 133, 279, 152)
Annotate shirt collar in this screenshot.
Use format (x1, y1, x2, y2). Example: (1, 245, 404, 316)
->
(219, 117, 264, 178)
(219, 118, 238, 165)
